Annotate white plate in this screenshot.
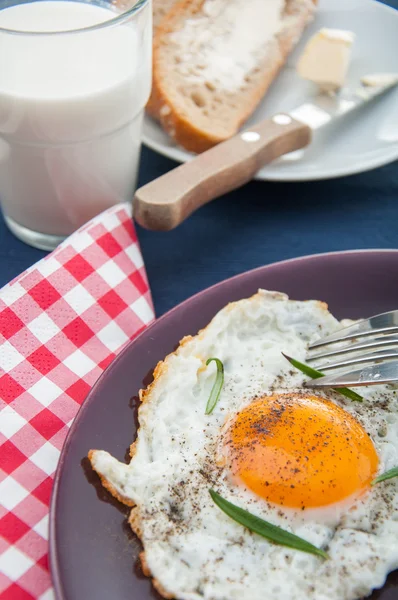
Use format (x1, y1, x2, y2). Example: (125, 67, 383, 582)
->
(142, 0, 398, 182)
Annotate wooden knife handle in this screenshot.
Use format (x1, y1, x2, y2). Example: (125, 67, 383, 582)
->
(133, 115, 311, 231)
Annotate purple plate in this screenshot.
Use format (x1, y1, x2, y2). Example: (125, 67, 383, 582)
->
(50, 250, 398, 600)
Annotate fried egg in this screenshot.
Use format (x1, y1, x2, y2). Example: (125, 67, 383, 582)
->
(90, 290, 398, 600)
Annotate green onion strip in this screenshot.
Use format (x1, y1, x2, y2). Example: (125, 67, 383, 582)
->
(372, 466, 398, 486)
(210, 489, 328, 559)
(283, 354, 362, 402)
(205, 358, 224, 414)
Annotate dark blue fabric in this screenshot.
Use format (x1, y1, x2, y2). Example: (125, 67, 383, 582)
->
(1, 0, 397, 317)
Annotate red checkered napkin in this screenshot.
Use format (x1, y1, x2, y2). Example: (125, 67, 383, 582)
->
(0, 202, 154, 599)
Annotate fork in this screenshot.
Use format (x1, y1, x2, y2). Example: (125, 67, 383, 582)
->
(303, 310, 398, 388)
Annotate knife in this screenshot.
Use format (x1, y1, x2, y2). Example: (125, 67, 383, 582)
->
(133, 78, 398, 231)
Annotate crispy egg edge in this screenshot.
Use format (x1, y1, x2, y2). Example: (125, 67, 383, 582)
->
(88, 290, 331, 598)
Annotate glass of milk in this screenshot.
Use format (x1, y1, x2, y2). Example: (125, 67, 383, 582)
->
(0, 0, 152, 250)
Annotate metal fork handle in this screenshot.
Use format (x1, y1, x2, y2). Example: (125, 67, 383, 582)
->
(307, 334, 398, 362)
(314, 349, 398, 372)
(309, 310, 398, 349)
(304, 360, 398, 388)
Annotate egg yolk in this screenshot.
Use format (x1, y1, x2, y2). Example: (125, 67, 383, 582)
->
(225, 394, 378, 509)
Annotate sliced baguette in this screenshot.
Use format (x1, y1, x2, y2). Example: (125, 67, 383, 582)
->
(151, 0, 317, 153)
(147, 0, 180, 118)
(153, 0, 179, 29)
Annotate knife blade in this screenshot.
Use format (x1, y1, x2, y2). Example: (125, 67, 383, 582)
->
(134, 78, 398, 231)
(289, 78, 398, 130)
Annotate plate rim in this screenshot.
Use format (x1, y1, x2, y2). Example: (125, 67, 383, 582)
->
(142, 0, 398, 182)
(49, 247, 398, 600)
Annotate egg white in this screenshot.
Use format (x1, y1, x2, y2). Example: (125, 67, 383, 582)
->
(90, 290, 398, 600)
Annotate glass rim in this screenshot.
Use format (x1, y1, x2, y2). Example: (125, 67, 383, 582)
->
(0, 0, 149, 35)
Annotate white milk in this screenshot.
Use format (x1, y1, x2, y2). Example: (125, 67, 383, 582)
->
(0, 0, 151, 239)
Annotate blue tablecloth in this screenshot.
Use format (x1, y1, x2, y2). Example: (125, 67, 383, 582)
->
(1, 0, 397, 317)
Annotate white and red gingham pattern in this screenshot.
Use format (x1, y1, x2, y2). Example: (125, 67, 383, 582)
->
(0, 203, 154, 599)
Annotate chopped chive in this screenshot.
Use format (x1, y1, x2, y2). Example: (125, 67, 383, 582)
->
(209, 489, 328, 559)
(283, 354, 363, 402)
(371, 466, 398, 486)
(205, 358, 224, 414)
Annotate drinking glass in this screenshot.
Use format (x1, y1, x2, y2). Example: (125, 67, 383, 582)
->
(0, 0, 152, 250)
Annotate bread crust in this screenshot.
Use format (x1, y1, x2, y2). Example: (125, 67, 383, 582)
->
(147, 0, 181, 118)
(149, 0, 317, 153)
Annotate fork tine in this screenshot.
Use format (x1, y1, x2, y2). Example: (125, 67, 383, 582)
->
(304, 360, 398, 388)
(313, 349, 398, 372)
(307, 334, 398, 362)
(308, 310, 398, 350)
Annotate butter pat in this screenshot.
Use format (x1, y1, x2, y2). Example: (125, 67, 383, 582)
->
(297, 28, 355, 92)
